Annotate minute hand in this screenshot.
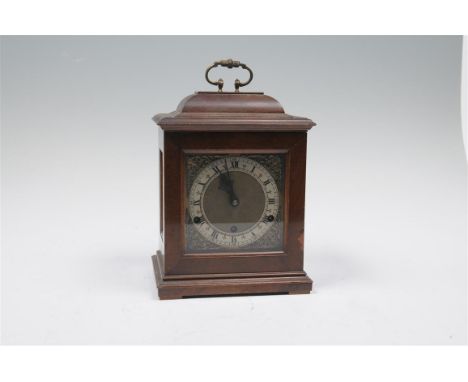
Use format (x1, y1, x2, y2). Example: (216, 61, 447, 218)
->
(219, 162, 239, 207)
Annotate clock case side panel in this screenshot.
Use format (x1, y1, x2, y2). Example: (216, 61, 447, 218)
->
(161, 131, 308, 278)
(158, 127, 165, 256)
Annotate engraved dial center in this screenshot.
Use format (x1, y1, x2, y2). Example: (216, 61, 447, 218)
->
(203, 170, 265, 233)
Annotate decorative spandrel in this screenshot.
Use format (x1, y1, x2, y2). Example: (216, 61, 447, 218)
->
(184, 154, 285, 253)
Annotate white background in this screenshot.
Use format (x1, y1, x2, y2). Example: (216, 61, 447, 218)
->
(2, 35, 466, 345)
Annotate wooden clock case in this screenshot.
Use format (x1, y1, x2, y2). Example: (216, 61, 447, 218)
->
(152, 91, 315, 300)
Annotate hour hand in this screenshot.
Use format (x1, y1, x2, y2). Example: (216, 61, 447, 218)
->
(218, 173, 239, 207)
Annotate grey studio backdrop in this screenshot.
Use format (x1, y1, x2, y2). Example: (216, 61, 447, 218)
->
(1, 36, 466, 345)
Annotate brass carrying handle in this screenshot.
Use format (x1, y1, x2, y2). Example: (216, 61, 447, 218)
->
(205, 59, 254, 92)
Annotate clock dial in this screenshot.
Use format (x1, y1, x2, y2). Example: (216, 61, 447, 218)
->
(188, 156, 280, 249)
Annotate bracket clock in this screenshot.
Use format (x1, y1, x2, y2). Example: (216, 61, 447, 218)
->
(152, 59, 316, 299)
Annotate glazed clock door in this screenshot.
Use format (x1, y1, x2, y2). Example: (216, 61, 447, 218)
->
(162, 131, 307, 276)
(186, 154, 284, 253)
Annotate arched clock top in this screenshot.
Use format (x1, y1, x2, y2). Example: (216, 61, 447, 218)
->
(153, 92, 315, 132)
(176, 92, 285, 114)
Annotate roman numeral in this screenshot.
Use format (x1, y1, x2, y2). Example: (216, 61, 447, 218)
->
(192, 199, 200, 205)
(268, 198, 276, 204)
(231, 236, 237, 245)
(211, 231, 219, 240)
(250, 165, 256, 173)
(262, 215, 269, 223)
(212, 166, 221, 175)
(230, 159, 239, 168)
(198, 182, 207, 186)
(263, 179, 271, 186)
(199, 217, 206, 225)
